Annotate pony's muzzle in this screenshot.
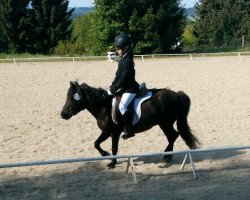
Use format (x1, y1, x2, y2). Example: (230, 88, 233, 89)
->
(61, 110, 71, 120)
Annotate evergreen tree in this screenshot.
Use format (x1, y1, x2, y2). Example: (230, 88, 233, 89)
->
(238, 0, 250, 46)
(0, 7, 7, 52)
(31, 0, 74, 54)
(0, 32, 5, 52)
(91, 0, 186, 55)
(0, 0, 5, 52)
(0, 0, 31, 53)
(194, 0, 248, 47)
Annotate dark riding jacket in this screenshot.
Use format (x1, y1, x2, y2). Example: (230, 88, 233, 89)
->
(110, 53, 139, 94)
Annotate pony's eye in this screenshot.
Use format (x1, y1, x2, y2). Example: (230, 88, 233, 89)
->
(73, 93, 81, 101)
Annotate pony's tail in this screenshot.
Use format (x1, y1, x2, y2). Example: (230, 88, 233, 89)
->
(177, 91, 200, 149)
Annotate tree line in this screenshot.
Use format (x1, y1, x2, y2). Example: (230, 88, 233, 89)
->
(55, 0, 186, 55)
(0, 0, 249, 55)
(193, 0, 250, 49)
(0, 0, 74, 54)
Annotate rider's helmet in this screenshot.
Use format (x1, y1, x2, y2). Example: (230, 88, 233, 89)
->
(114, 34, 133, 54)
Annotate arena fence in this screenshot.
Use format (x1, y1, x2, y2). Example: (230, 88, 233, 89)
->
(0, 51, 250, 63)
(134, 51, 250, 61)
(0, 145, 249, 183)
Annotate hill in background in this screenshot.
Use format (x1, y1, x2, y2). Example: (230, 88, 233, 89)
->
(71, 7, 94, 19)
(71, 7, 196, 19)
(186, 7, 196, 20)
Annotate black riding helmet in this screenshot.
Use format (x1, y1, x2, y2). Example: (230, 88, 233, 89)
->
(114, 34, 133, 54)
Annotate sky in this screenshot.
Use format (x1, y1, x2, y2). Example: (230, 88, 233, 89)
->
(69, 0, 199, 8)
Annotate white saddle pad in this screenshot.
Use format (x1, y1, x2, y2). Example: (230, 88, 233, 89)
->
(112, 91, 152, 125)
(132, 91, 152, 125)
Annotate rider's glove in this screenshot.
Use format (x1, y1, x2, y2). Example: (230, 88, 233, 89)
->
(109, 85, 116, 94)
(107, 89, 113, 95)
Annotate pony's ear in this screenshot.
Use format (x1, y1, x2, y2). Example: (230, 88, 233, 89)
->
(70, 81, 82, 94)
(70, 81, 79, 87)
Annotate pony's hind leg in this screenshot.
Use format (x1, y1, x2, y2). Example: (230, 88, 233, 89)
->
(159, 123, 179, 162)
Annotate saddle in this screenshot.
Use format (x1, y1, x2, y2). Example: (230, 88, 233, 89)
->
(111, 83, 152, 125)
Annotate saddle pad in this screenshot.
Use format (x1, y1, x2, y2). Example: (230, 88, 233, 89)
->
(132, 91, 152, 125)
(111, 91, 152, 125)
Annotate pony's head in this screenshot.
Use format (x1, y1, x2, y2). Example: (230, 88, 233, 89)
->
(61, 81, 87, 120)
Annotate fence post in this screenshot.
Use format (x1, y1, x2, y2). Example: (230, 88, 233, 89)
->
(126, 156, 138, 184)
(188, 152, 197, 180)
(126, 158, 130, 174)
(190, 54, 193, 60)
(238, 53, 242, 59)
(180, 153, 188, 170)
(142, 55, 144, 62)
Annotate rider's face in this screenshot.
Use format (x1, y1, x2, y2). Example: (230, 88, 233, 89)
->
(116, 48, 123, 56)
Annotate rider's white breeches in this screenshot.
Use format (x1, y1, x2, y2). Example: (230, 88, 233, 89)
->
(119, 93, 136, 115)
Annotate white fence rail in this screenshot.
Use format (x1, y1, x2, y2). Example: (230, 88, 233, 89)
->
(1, 145, 249, 183)
(0, 56, 107, 64)
(134, 51, 250, 61)
(0, 52, 250, 63)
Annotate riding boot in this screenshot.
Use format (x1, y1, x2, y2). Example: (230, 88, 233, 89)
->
(122, 111, 135, 140)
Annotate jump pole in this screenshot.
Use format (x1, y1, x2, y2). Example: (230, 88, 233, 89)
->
(0, 146, 249, 183)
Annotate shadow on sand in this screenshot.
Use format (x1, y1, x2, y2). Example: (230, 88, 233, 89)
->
(0, 150, 249, 200)
(132, 148, 247, 165)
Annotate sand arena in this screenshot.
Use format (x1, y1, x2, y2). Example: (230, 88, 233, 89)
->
(0, 56, 249, 199)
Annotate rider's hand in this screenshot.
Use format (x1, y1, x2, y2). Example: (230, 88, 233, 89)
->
(107, 89, 113, 95)
(109, 86, 116, 94)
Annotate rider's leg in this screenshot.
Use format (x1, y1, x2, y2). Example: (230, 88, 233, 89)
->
(122, 111, 134, 139)
(119, 92, 136, 139)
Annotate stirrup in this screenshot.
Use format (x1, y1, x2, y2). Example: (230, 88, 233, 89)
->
(122, 132, 135, 140)
(122, 128, 135, 140)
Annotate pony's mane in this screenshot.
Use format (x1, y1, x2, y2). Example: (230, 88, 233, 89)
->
(80, 83, 110, 105)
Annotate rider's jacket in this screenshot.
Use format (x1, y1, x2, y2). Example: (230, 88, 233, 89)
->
(110, 52, 139, 94)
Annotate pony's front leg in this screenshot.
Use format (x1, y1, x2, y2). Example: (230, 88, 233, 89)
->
(94, 132, 111, 156)
(107, 132, 121, 168)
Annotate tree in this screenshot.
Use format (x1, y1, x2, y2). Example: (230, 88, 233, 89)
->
(54, 13, 94, 56)
(0, 0, 74, 54)
(31, 0, 74, 54)
(182, 20, 197, 50)
(193, 0, 248, 48)
(72, 13, 94, 54)
(237, 0, 250, 47)
(90, 0, 186, 55)
(0, 0, 31, 53)
(0, 13, 7, 52)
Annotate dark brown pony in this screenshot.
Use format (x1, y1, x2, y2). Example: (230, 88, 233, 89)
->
(61, 81, 200, 168)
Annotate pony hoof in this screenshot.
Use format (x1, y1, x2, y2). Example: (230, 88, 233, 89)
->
(121, 134, 135, 140)
(163, 157, 173, 163)
(107, 162, 116, 168)
(102, 151, 111, 156)
(121, 134, 128, 140)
